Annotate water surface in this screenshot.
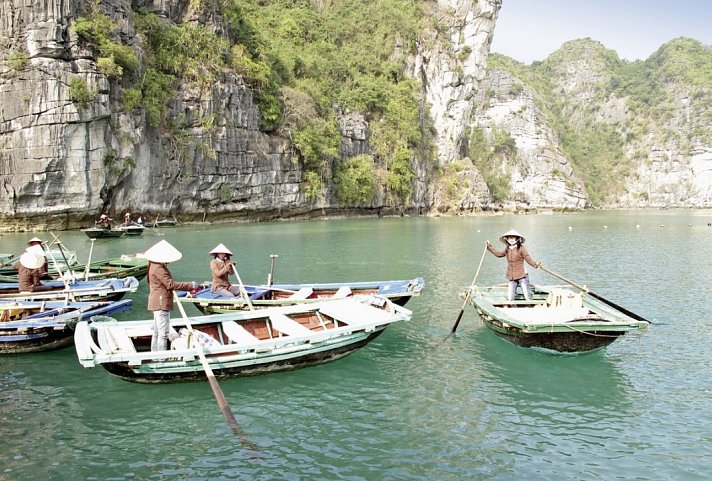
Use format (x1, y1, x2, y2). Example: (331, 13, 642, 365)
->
(1, 211, 710, 480)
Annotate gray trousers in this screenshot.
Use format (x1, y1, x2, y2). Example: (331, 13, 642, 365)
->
(508, 276, 532, 301)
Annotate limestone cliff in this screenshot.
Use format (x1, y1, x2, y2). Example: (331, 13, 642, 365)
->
(0, 0, 503, 231)
(479, 39, 712, 209)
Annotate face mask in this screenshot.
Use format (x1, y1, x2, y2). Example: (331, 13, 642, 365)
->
(506, 237, 518, 246)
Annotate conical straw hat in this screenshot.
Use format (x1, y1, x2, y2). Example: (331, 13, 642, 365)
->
(143, 240, 183, 263)
(20, 252, 45, 269)
(25, 245, 45, 257)
(27, 237, 43, 245)
(499, 229, 525, 244)
(209, 243, 233, 255)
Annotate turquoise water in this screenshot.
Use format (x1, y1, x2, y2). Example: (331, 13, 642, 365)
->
(1, 211, 711, 480)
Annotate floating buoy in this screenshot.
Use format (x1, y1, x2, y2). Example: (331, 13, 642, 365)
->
(636, 224, 640, 229)
(603, 225, 608, 229)
(568, 226, 572, 231)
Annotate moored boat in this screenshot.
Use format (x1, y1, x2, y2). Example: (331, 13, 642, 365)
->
(74, 296, 412, 383)
(0, 299, 133, 354)
(154, 219, 176, 227)
(0, 277, 140, 302)
(82, 227, 124, 239)
(181, 277, 425, 314)
(117, 225, 145, 236)
(465, 284, 649, 353)
(0, 255, 149, 282)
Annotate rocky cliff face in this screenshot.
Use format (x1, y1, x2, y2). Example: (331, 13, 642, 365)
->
(0, 0, 307, 231)
(413, 0, 501, 166)
(0, 0, 503, 231)
(469, 69, 589, 209)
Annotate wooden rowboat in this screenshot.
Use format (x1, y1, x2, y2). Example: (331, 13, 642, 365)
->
(0, 299, 133, 354)
(0, 255, 149, 283)
(117, 225, 145, 236)
(465, 284, 648, 353)
(0, 277, 140, 303)
(82, 227, 124, 239)
(74, 296, 412, 383)
(181, 277, 425, 314)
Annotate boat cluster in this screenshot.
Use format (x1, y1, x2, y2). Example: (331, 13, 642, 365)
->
(1, 231, 649, 386)
(0, 235, 423, 383)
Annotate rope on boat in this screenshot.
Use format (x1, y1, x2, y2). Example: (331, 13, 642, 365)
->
(559, 323, 621, 337)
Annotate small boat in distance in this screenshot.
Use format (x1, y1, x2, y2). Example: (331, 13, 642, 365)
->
(154, 219, 176, 227)
(74, 296, 412, 383)
(82, 227, 124, 239)
(117, 224, 145, 236)
(0, 299, 133, 354)
(181, 277, 425, 314)
(465, 285, 648, 353)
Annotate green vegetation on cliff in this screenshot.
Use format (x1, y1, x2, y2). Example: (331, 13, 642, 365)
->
(74, 0, 427, 206)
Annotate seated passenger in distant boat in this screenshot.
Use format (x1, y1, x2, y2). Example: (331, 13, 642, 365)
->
(95, 214, 114, 229)
(209, 244, 241, 297)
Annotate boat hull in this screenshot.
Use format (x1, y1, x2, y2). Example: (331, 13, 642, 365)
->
(467, 285, 648, 353)
(74, 297, 412, 383)
(477, 313, 624, 352)
(0, 328, 75, 354)
(83, 228, 124, 239)
(186, 278, 425, 314)
(0, 277, 140, 303)
(0, 299, 133, 354)
(100, 329, 384, 383)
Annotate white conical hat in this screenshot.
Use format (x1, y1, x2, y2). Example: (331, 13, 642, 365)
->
(25, 245, 45, 257)
(143, 240, 183, 263)
(499, 229, 525, 244)
(20, 252, 45, 269)
(27, 237, 43, 244)
(209, 243, 233, 255)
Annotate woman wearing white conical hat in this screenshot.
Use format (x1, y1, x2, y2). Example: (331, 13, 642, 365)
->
(143, 240, 197, 351)
(12, 252, 50, 292)
(209, 244, 241, 297)
(486, 229, 541, 301)
(25, 239, 49, 278)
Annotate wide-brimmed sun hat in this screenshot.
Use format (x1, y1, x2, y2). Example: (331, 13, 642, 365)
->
(499, 229, 525, 244)
(100, 214, 107, 219)
(209, 243, 233, 256)
(143, 240, 183, 263)
(20, 252, 45, 269)
(27, 237, 43, 245)
(25, 245, 45, 257)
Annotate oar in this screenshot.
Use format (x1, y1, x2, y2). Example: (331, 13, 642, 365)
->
(538, 265, 651, 323)
(267, 254, 278, 286)
(450, 242, 489, 335)
(84, 239, 95, 281)
(173, 292, 255, 445)
(231, 264, 255, 311)
(49, 232, 76, 282)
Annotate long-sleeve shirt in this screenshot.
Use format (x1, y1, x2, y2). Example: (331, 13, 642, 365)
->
(487, 244, 539, 281)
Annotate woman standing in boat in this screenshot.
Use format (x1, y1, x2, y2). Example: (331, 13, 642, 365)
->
(209, 244, 241, 297)
(486, 229, 541, 301)
(143, 240, 197, 351)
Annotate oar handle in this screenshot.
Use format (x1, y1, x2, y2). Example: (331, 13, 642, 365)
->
(539, 265, 586, 291)
(231, 264, 254, 310)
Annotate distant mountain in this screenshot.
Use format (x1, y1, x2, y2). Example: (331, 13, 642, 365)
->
(461, 37, 712, 209)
